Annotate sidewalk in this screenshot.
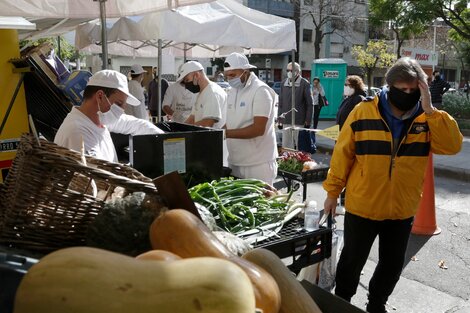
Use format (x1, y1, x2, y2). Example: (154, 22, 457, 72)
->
(315, 120, 470, 182)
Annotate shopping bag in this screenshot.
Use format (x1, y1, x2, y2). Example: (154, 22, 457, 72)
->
(319, 95, 328, 107)
(297, 228, 344, 291)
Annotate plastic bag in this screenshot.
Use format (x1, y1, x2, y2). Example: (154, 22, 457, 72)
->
(297, 228, 344, 291)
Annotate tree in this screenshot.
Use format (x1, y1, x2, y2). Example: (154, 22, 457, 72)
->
(298, 0, 361, 59)
(412, 0, 470, 41)
(369, 0, 428, 58)
(20, 36, 81, 63)
(352, 40, 396, 91)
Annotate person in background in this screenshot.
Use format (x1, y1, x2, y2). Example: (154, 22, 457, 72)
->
(223, 52, 278, 186)
(125, 64, 148, 120)
(278, 62, 315, 154)
(177, 61, 227, 128)
(429, 69, 451, 109)
(148, 66, 169, 120)
(336, 75, 367, 130)
(312, 77, 325, 129)
(162, 80, 198, 123)
(323, 57, 463, 313)
(54, 70, 164, 163)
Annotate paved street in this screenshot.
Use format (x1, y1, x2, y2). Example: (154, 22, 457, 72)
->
(275, 121, 470, 312)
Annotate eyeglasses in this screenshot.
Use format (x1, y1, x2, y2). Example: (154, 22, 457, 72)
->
(344, 83, 351, 86)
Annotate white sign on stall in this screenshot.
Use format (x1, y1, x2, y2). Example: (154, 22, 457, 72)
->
(401, 48, 438, 66)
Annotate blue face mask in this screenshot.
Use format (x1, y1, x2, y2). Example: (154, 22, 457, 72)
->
(228, 72, 246, 89)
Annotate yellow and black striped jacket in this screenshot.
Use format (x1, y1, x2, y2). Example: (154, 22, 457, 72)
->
(323, 96, 463, 221)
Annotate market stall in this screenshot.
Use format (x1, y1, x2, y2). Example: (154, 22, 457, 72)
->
(0, 132, 367, 312)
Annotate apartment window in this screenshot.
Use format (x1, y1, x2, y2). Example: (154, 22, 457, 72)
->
(331, 17, 345, 30)
(303, 29, 313, 42)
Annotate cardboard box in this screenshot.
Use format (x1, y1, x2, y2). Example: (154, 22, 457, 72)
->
(58, 70, 92, 106)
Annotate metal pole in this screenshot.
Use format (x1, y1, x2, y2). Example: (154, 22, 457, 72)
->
(98, 0, 108, 70)
(291, 49, 296, 126)
(158, 39, 163, 122)
(432, 20, 437, 72)
(291, 49, 296, 149)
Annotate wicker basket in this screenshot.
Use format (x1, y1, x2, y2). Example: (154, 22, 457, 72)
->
(0, 134, 159, 253)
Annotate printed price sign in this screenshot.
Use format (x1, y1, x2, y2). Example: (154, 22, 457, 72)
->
(317, 125, 340, 141)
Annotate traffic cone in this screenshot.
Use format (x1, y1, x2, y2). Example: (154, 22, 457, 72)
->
(412, 154, 441, 235)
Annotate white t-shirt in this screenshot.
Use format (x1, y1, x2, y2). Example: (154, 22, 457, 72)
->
(126, 79, 148, 120)
(191, 81, 227, 129)
(54, 107, 165, 163)
(54, 107, 118, 162)
(162, 82, 197, 123)
(226, 73, 277, 166)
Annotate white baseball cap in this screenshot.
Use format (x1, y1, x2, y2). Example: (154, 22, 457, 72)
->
(130, 64, 146, 75)
(176, 61, 204, 83)
(87, 70, 140, 106)
(224, 53, 257, 71)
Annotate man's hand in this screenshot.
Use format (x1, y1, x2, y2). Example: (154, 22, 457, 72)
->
(418, 79, 435, 114)
(323, 196, 338, 217)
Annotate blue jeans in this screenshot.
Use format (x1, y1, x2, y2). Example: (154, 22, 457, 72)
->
(298, 130, 316, 154)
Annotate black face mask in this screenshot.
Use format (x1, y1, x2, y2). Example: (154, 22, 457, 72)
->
(388, 86, 421, 111)
(184, 81, 200, 94)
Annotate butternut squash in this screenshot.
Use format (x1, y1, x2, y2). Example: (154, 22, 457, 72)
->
(136, 249, 182, 261)
(150, 209, 281, 313)
(14, 247, 256, 313)
(243, 248, 323, 313)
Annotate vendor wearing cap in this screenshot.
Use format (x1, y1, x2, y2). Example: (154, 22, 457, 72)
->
(54, 69, 164, 163)
(177, 61, 227, 128)
(126, 64, 148, 120)
(223, 53, 278, 186)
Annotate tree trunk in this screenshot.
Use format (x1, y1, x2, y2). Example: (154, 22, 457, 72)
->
(314, 29, 322, 59)
(367, 68, 373, 92)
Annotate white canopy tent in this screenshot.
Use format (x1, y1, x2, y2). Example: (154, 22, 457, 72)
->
(75, 0, 296, 58)
(0, 0, 214, 18)
(73, 0, 297, 121)
(0, 0, 215, 67)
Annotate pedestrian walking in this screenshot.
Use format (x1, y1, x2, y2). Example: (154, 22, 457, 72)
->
(278, 62, 315, 154)
(323, 57, 463, 313)
(429, 70, 451, 109)
(336, 75, 367, 130)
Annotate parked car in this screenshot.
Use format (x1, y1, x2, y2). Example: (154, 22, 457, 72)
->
(269, 81, 281, 95)
(216, 81, 231, 92)
(364, 86, 381, 97)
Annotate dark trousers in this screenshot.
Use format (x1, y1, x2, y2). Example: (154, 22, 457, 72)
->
(298, 130, 316, 154)
(335, 212, 413, 312)
(313, 105, 322, 129)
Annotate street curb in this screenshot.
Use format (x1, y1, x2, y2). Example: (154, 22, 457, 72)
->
(316, 143, 470, 182)
(434, 166, 470, 182)
(461, 129, 470, 136)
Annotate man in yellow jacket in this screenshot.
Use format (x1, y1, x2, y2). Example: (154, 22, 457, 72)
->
(323, 57, 463, 313)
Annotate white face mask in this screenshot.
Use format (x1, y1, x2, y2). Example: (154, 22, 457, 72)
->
(344, 85, 355, 96)
(98, 95, 124, 126)
(228, 71, 246, 89)
(287, 71, 293, 79)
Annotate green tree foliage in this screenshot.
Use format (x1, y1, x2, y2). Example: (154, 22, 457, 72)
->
(369, 0, 428, 58)
(352, 40, 396, 90)
(20, 36, 80, 62)
(412, 0, 470, 41)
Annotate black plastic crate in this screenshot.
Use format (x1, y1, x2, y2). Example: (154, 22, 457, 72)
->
(253, 218, 332, 273)
(278, 164, 329, 183)
(112, 122, 223, 184)
(301, 280, 367, 313)
(278, 164, 330, 201)
(0, 252, 38, 313)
